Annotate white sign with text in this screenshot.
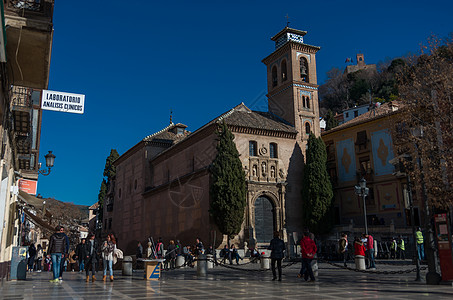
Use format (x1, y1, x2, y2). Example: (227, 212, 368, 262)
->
(41, 90, 85, 114)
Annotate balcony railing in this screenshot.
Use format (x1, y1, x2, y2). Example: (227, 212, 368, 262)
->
(11, 86, 32, 108)
(8, 0, 42, 12)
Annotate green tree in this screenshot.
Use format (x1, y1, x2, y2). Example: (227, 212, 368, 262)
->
(302, 134, 334, 234)
(98, 149, 119, 222)
(209, 122, 246, 242)
(324, 109, 338, 131)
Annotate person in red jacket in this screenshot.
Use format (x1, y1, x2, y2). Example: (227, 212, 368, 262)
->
(298, 231, 317, 282)
(354, 237, 366, 256)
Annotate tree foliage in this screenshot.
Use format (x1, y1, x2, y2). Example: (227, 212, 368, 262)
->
(209, 122, 246, 239)
(98, 149, 119, 221)
(325, 109, 339, 131)
(319, 58, 406, 114)
(394, 35, 453, 209)
(302, 134, 334, 234)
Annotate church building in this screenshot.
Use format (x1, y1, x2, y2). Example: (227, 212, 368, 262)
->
(103, 27, 321, 254)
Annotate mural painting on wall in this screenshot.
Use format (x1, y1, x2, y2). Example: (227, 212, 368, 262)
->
(340, 188, 361, 215)
(336, 138, 356, 182)
(377, 182, 400, 211)
(371, 129, 395, 176)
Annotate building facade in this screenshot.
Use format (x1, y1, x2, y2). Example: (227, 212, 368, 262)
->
(104, 27, 322, 254)
(322, 102, 422, 232)
(0, 0, 54, 279)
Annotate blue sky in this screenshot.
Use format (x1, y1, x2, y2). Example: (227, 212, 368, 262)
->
(37, 0, 453, 206)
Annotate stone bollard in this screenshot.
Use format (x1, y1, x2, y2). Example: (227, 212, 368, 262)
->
(122, 256, 133, 276)
(176, 255, 185, 268)
(197, 254, 207, 277)
(260, 256, 270, 270)
(206, 254, 214, 269)
(355, 255, 366, 270)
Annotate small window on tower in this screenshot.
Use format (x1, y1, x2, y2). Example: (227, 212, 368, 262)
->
(281, 60, 287, 82)
(305, 122, 311, 134)
(272, 66, 278, 87)
(300, 57, 309, 82)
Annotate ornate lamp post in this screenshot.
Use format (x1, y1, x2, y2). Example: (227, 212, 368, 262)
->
(38, 151, 56, 176)
(355, 178, 369, 235)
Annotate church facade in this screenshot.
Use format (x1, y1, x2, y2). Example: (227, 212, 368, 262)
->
(103, 27, 321, 254)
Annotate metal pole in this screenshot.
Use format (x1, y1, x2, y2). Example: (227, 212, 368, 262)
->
(414, 142, 441, 284)
(407, 176, 421, 281)
(362, 192, 368, 235)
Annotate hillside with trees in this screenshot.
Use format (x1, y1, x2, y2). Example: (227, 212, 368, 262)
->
(319, 58, 406, 115)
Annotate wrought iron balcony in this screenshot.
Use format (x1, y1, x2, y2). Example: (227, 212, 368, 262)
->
(8, 0, 42, 12)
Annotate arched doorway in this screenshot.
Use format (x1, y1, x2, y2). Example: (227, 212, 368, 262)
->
(254, 196, 275, 243)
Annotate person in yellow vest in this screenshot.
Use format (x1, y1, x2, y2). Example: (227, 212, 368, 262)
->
(397, 236, 405, 260)
(390, 238, 397, 259)
(415, 227, 425, 261)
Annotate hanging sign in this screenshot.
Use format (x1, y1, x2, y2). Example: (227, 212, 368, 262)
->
(18, 179, 38, 195)
(41, 90, 85, 114)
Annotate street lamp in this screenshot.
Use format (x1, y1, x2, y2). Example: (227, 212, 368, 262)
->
(38, 151, 56, 176)
(355, 178, 369, 235)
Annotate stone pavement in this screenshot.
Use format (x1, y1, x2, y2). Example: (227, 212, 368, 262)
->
(1, 260, 453, 299)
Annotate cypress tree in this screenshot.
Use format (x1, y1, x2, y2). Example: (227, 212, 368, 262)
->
(98, 149, 120, 222)
(210, 121, 246, 241)
(302, 134, 334, 234)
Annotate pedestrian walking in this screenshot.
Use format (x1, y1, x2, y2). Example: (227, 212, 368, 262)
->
(36, 244, 43, 272)
(102, 233, 116, 282)
(28, 243, 36, 272)
(195, 238, 204, 255)
(68, 248, 77, 272)
(76, 239, 87, 272)
(338, 233, 349, 267)
(390, 237, 397, 259)
(415, 228, 425, 261)
(166, 240, 177, 269)
(47, 225, 69, 283)
(156, 238, 164, 259)
(397, 236, 405, 260)
(84, 233, 99, 282)
(299, 231, 317, 282)
(363, 233, 376, 269)
(268, 231, 285, 281)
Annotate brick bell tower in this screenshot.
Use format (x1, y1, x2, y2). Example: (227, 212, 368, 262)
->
(262, 27, 321, 149)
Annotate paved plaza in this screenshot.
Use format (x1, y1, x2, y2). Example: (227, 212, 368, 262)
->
(1, 261, 453, 299)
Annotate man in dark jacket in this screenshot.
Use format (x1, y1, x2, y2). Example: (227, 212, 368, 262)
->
(47, 226, 69, 282)
(84, 233, 99, 282)
(268, 231, 285, 281)
(75, 238, 86, 272)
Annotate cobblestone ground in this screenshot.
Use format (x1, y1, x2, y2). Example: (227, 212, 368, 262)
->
(1, 260, 452, 299)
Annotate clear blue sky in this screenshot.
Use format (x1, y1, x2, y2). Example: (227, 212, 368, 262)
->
(37, 0, 453, 206)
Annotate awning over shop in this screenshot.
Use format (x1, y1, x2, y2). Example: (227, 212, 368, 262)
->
(17, 190, 52, 217)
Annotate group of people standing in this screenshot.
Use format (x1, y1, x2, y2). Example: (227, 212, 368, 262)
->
(268, 230, 317, 282)
(46, 226, 119, 283)
(136, 237, 206, 269)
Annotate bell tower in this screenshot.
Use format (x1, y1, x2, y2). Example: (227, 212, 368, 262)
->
(262, 27, 321, 145)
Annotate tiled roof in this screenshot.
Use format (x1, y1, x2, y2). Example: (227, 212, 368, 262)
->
(143, 123, 190, 144)
(324, 101, 402, 134)
(208, 103, 297, 134)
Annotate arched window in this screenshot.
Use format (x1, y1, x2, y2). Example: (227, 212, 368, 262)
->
(270, 143, 278, 158)
(281, 60, 287, 82)
(305, 122, 311, 134)
(300, 57, 309, 82)
(306, 96, 310, 109)
(272, 66, 278, 87)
